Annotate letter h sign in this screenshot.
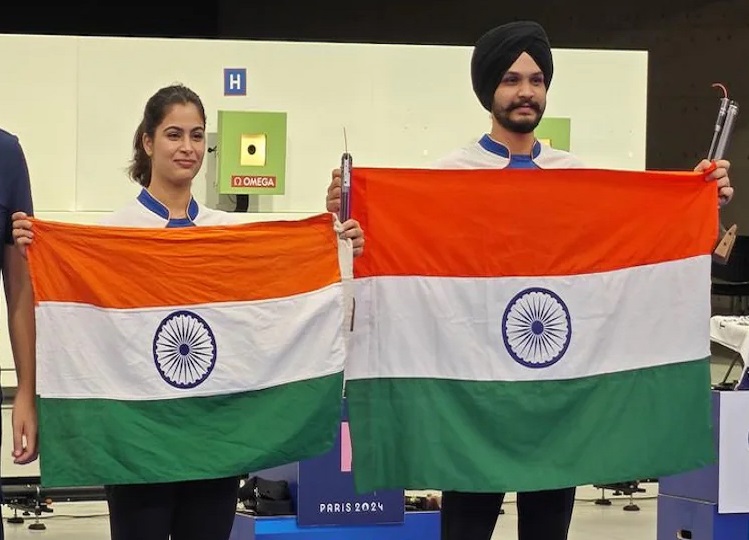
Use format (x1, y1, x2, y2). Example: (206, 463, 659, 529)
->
(224, 68, 247, 96)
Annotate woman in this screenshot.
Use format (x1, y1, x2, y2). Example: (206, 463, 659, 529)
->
(12, 84, 364, 540)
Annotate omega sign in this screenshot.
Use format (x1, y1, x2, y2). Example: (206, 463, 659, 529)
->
(231, 175, 277, 188)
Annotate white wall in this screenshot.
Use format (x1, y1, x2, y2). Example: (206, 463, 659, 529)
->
(0, 34, 649, 388)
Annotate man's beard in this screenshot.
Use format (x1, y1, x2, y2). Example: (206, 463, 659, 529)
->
(492, 100, 545, 134)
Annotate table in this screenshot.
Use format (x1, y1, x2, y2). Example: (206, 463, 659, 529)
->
(657, 391, 749, 539)
(710, 316, 749, 364)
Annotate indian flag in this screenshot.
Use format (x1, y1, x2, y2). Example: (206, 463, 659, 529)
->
(28, 214, 352, 487)
(345, 167, 717, 494)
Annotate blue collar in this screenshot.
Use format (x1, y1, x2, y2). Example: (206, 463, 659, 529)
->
(478, 134, 542, 160)
(137, 188, 199, 222)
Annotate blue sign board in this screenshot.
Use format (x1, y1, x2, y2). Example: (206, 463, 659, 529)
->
(224, 68, 247, 96)
(296, 400, 404, 527)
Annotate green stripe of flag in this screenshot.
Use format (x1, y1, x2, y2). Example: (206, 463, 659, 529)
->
(346, 359, 714, 493)
(39, 372, 344, 487)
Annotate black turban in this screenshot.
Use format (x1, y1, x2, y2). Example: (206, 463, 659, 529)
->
(470, 21, 553, 111)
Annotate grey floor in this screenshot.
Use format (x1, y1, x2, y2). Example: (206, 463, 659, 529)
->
(0, 487, 657, 539)
(492, 486, 658, 539)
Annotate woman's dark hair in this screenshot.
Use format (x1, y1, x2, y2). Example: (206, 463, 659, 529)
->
(128, 84, 207, 187)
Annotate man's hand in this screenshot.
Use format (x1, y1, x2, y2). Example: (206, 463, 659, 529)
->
(341, 219, 364, 257)
(11, 211, 34, 258)
(326, 169, 364, 256)
(326, 168, 342, 214)
(11, 389, 38, 464)
(695, 159, 733, 207)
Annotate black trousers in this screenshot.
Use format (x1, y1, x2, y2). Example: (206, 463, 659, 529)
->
(106, 476, 240, 540)
(441, 487, 576, 540)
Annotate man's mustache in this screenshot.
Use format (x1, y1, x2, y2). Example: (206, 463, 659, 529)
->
(511, 101, 541, 112)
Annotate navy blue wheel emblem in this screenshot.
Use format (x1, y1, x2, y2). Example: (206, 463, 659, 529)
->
(153, 310, 217, 389)
(501, 287, 572, 368)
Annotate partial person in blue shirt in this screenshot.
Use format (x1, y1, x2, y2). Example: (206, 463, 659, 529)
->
(0, 127, 38, 540)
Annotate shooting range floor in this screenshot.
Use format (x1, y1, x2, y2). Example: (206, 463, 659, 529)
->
(1, 486, 657, 539)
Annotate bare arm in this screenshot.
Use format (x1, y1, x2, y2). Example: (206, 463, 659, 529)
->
(4, 243, 35, 393)
(3, 242, 38, 463)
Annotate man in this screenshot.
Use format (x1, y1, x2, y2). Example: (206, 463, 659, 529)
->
(0, 127, 38, 539)
(326, 20, 733, 540)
